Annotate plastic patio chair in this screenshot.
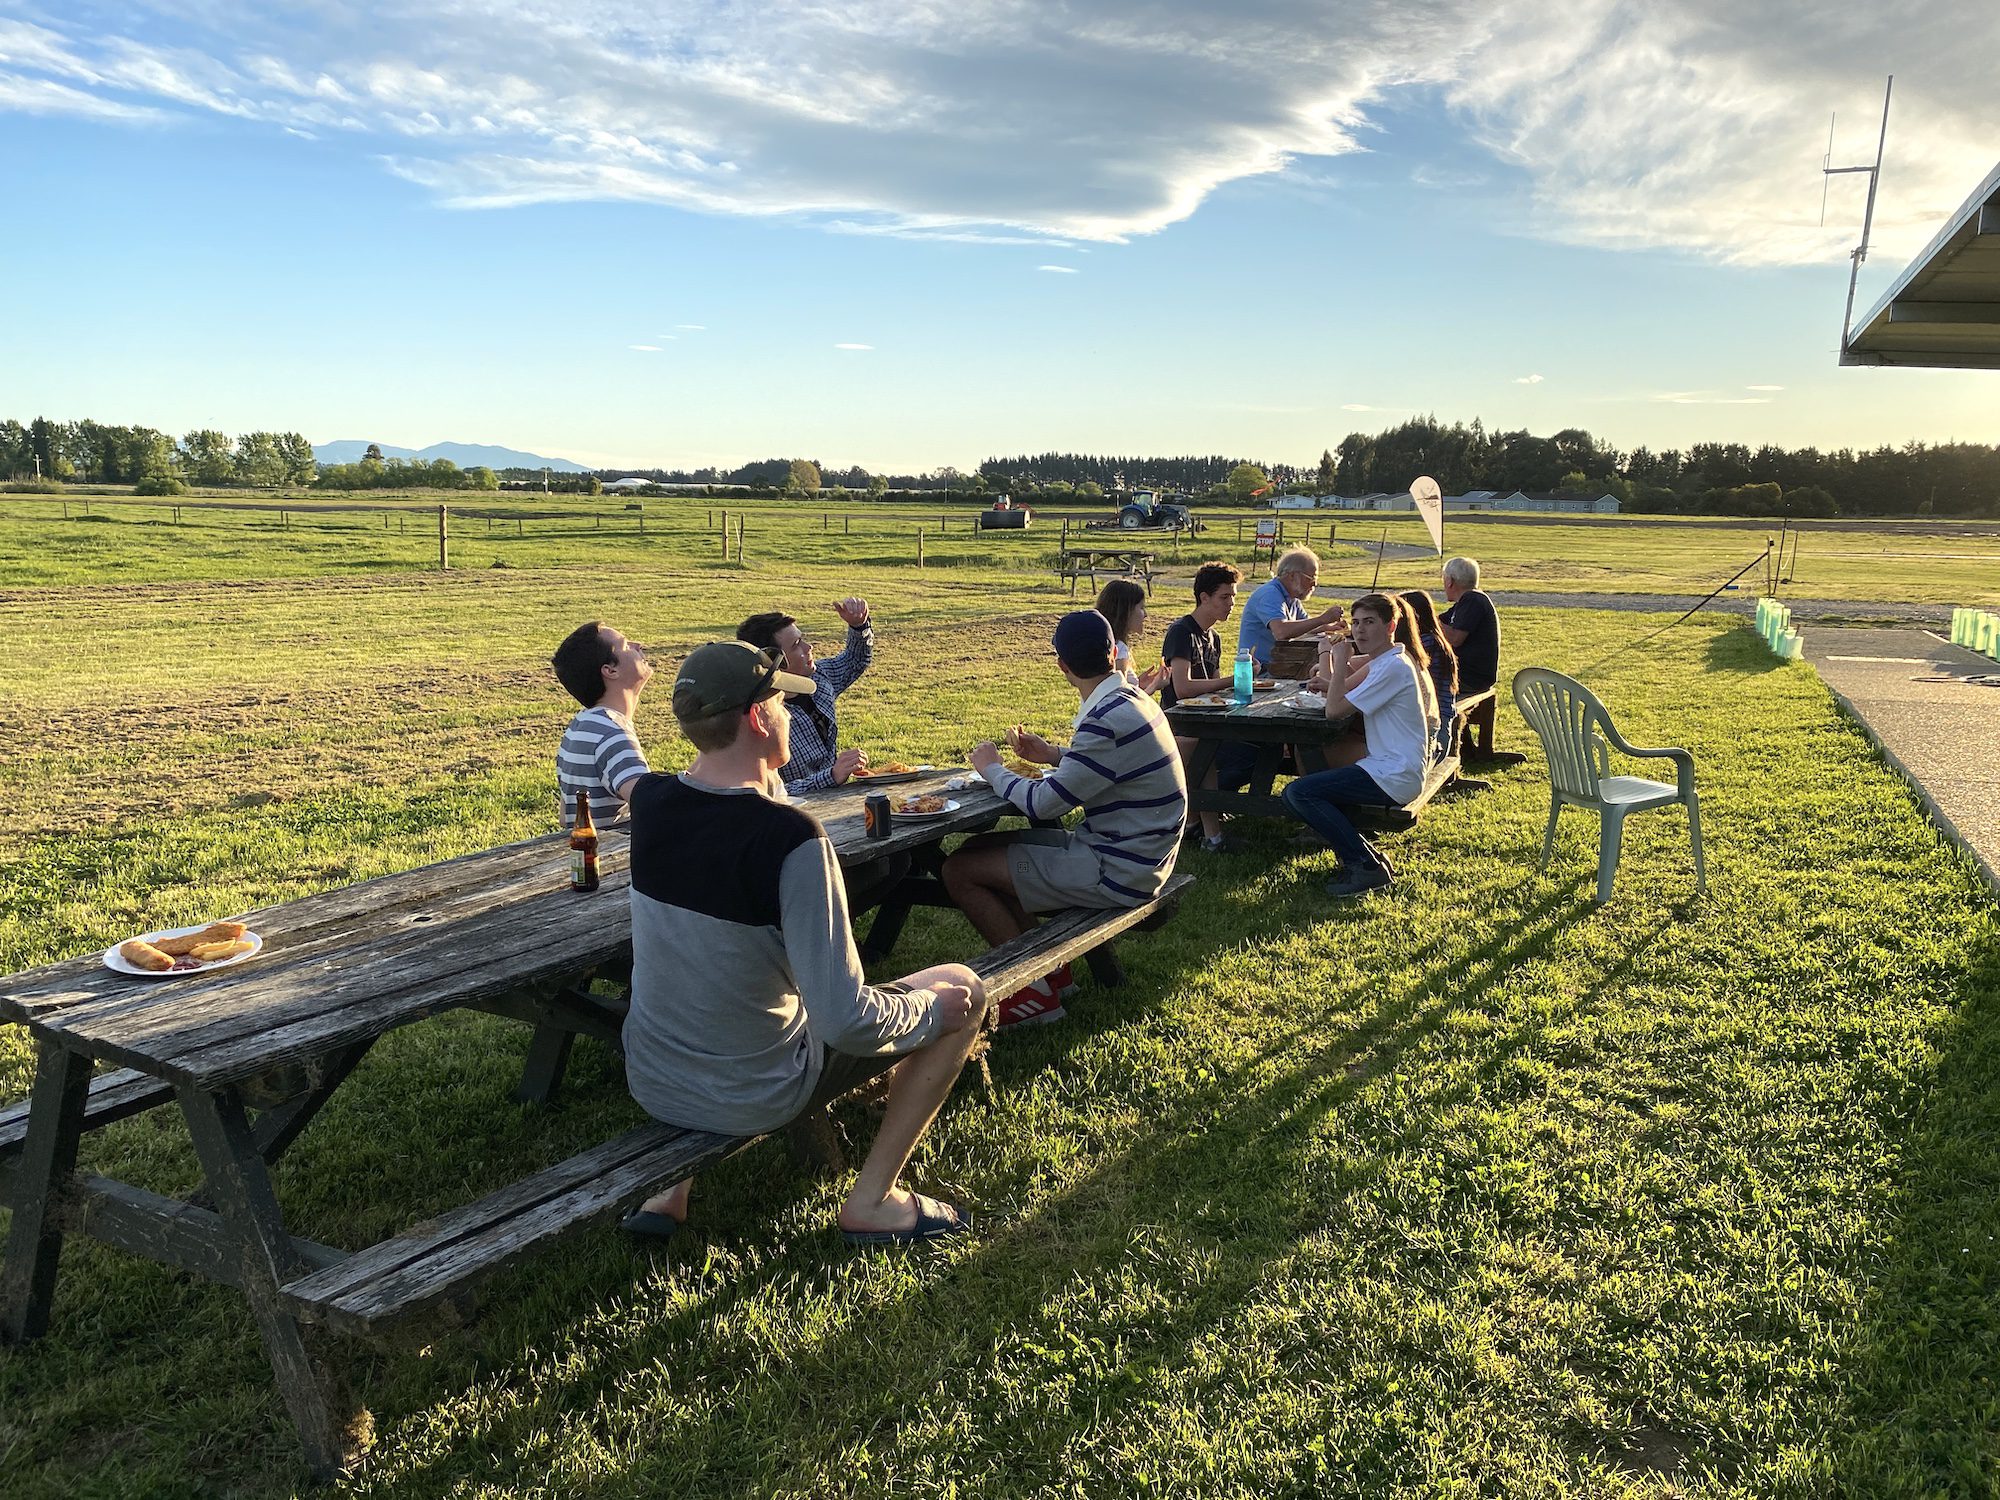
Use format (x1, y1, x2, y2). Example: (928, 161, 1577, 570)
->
(1510, 667, 1706, 903)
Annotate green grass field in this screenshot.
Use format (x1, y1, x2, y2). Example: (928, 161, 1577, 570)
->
(2, 533, 1998, 1496)
(3, 492, 1997, 604)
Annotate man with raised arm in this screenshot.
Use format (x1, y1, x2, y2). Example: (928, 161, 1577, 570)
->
(737, 596, 876, 792)
(942, 610, 1187, 1028)
(620, 640, 986, 1246)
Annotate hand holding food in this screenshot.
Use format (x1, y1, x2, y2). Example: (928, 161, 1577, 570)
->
(1005, 726, 1059, 766)
(969, 740, 1002, 773)
(831, 747, 869, 784)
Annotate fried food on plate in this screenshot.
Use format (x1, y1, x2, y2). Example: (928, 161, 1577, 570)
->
(189, 938, 255, 962)
(156, 921, 249, 957)
(898, 794, 947, 814)
(118, 939, 174, 971)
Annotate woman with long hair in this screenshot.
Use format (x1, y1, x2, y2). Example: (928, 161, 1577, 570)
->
(1399, 588, 1458, 754)
(1093, 578, 1167, 694)
(1282, 592, 1436, 897)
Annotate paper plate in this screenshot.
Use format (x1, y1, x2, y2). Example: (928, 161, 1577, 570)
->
(105, 924, 264, 979)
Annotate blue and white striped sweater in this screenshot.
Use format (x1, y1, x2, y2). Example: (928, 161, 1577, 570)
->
(983, 680, 1187, 902)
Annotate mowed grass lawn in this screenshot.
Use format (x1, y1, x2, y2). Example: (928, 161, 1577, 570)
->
(0, 556, 1997, 1497)
(4, 493, 1998, 605)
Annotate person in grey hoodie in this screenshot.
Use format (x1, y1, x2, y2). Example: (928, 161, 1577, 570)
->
(620, 640, 985, 1247)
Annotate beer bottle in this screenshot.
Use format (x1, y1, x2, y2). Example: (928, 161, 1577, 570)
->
(569, 791, 600, 893)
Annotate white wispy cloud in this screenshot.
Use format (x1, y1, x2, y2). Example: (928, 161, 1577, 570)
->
(834, 342, 873, 350)
(628, 343, 662, 352)
(1746, 383, 1785, 391)
(674, 323, 705, 330)
(1513, 373, 1544, 384)
(1652, 390, 1772, 405)
(650, 333, 679, 340)
(1036, 264, 1079, 274)
(4, 3, 1993, 264)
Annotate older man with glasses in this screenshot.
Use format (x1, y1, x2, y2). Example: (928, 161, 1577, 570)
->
(1235, 547, 1346, 668)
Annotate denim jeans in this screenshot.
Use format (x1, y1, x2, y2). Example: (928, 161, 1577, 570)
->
(1281, 765, 1397, 876)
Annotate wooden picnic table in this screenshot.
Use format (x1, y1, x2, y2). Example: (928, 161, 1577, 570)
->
(0, 768, 1007, 1476)
(1058, 545, 1155, 597)
(1166, 684, 1356, 818)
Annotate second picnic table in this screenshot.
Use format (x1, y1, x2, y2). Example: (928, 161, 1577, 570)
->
(1166, 684, 1356, 818)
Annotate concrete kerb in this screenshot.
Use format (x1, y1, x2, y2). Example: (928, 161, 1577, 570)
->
(1819, 676, 2000, 901)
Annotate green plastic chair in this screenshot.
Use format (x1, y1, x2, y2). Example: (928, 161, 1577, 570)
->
(1511, 667, 1706, 903)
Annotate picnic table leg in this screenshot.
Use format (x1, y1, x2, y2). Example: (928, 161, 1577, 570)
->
(0, 1041, 92, 1342)
(514, 1024, 577, 1107)
(179, 1085, 358, 1479)
(1247, 743, 1287, 798)
(1180, 735, 1224, 815)
(1082, 940, 1126, 989)
(251, 1040, 376, 1163)
(783, 1109, 846, 1173)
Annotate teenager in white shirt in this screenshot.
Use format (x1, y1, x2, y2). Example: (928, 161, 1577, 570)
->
(1281, 592, 1437, 898)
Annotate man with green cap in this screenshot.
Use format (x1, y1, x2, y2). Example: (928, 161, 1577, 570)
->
(619, 640, 986, 1246)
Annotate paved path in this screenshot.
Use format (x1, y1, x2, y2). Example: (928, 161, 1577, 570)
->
(1806, 626, 2000, 894)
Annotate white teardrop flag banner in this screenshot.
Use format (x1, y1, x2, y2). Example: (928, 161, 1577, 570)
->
(1410, 475, 1444, 556)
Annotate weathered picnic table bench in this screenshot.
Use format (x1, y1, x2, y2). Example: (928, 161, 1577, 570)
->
(0, 769, 1190, 1479)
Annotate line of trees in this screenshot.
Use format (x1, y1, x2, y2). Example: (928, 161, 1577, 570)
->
(1324, 418, 1998, 517)
(2, 418, 319, 490)
(316, 445, 499, 491)
(0, 418, 317, 489)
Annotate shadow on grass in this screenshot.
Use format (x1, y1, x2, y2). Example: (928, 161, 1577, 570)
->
(340, 881, 1636, 1496)
(1831, 923, 2000, 1492)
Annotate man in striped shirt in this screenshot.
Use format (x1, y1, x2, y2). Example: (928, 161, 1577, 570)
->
(943, 610, 1187, 1027)
(551, 620, 653, 829)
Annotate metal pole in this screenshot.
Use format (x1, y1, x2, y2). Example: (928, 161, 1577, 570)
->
(1834, 75, 1894, 353)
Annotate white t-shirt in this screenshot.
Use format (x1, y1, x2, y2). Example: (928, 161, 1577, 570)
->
(1344, 644, 1432, 805)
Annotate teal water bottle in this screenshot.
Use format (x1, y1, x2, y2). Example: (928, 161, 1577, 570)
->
(1232, 650, 1254, 706)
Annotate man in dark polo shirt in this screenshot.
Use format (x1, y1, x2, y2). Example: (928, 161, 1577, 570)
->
(618, 640, 985, 1246)
(1440, 555, 1525, 767)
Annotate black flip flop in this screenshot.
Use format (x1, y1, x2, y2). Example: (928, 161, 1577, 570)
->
(840, 1193, 973, 1247)
(620, 1209, 684, 1241)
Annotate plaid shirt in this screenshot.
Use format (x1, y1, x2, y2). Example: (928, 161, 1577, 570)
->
(779, 623, 873, 792)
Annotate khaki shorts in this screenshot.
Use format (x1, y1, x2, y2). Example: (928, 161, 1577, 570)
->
(1005, 827, 1123, 914)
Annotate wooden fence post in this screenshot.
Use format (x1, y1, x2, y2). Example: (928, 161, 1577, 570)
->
(438, 504, 449, 569)
(916, 528, 924, 568)
(719, 518, 727, 559)
(172, 506, 181, 524)
(844, 515, 850, 535)
(281, 509, 288, 529)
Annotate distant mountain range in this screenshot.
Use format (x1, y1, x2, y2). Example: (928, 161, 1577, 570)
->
(312, 440, 590, 472)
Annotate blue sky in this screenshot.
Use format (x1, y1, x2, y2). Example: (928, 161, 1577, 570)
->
(3, 1, 1996, 472)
